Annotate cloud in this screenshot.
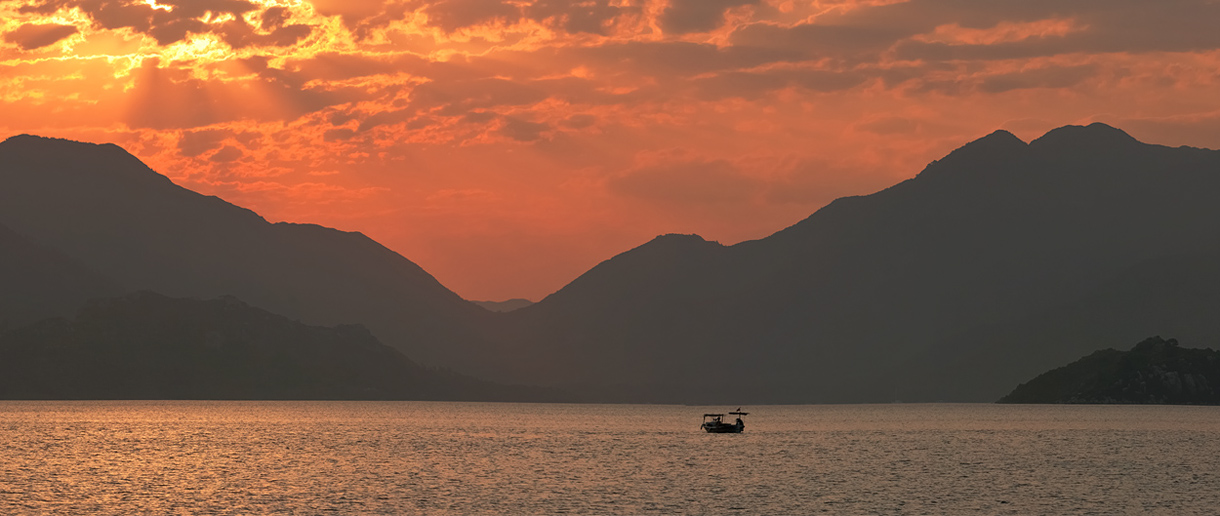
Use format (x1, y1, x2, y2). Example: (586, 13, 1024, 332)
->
(876, 0, 1220, 61)
(692, 67, 870, 100)
(208, 144, 244, 162)
(526, 0, 635, 35)
(499, 117, 548, 142)
(421, 0, 520, 32)
(978, 63, 1099, 93)
(18, 0, 299, 46)
(178, 129, 230, 157)
(559, 114, 596, 129)
(123, 59, 372, 130)
(4, 23, 78, 50)
(609, 158, 762, 204)
(215, 19, 312, 49)
(660, 0, 760, 35)
(729, 20, 911, 63)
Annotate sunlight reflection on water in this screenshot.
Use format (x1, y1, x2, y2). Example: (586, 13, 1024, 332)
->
(2, 401, 1219, 514)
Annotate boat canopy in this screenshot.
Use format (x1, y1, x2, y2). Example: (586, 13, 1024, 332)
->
(703, 413, 726, 417)
(728, 411, 749, 416)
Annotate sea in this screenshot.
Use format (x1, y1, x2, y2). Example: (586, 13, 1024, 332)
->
(2, 401, 1218, 515)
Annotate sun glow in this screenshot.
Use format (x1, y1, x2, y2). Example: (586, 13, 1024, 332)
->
(143, 0, 172, 12)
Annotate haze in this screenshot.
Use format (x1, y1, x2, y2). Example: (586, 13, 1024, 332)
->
(3, 0, 1219, 300)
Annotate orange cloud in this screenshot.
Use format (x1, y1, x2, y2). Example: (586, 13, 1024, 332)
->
(4, 22, 78, 49)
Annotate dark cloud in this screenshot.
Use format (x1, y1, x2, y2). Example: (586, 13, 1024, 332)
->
(610, 159, 761, 204)
(499, 117, 548, 142)
(730, 21, 914, 64)
(3, 23, 78, 50)
(660, 0, 760, 35)
(559, 114, 596, 129)
(216, 19, 312, 49)
(857, 0, 1220, 60)
(208, 145, 245, 162)
(462, 111, 498, 124)
(178, 129, 230, 157)
(406, 116, 437, 130)
(260, 6, 290, 30)
(526, 0, 634, 35)
(288, 52, 432, 82)
(978, 64, 1099, 93)
(323, 128, 358, 141)
(356, 108, 413, 132)
(410, 77, 548, 116)
(421, 0, 520, 32)
(692, 68, 869, 100)
(716, 0, 1220, 71)
(567, 41, 804, 78)
(18, 0, 301, 46)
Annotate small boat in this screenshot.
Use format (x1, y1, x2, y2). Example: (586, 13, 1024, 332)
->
(701, 409, 748, 433)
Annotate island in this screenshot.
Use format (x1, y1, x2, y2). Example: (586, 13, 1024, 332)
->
(998, 336, 1220, 404)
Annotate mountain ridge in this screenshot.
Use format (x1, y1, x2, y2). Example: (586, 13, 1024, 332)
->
(489, 123, 1220, 402)
(998, 336, 1220, 404)
(5, 124, 1220, 403)
(0, 135, 496, 371)
(0, 290, 559, 401)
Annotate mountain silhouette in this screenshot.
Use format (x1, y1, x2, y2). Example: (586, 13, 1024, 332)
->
(490, 123, 1220, 402)
(0, 221, 121, 328)
(0, 291, 556, 400)
(0, 135, 495, 371)
(998, 336, 1220, 404)
(472, 299, 535, 312)
(5, 125, 1220, 403)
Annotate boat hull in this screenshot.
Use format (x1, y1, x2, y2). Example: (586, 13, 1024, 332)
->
(701, 422, 743, 433)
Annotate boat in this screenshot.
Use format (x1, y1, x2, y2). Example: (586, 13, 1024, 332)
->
(701, 409, 748, 433)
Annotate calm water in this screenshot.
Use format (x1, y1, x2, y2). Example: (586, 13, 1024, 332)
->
(2, 402, 1219, 515)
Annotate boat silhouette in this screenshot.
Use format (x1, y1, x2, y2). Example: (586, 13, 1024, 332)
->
(701, 409, 748, 433)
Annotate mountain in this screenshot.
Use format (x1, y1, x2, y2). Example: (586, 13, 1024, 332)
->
(489, 124, 1220, 403)
(998, 337, 1220, 404)
(0, 135, 495, 371)
(7, 125, 1220, 403)
(472, 299, 534, 312)
(0, 291, 555, 400)
(892, 242, 1220, 401)
(0, 221, 122, 328)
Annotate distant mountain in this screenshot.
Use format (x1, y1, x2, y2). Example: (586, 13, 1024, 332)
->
(8, 125, 1220, 404)
(998, 337, 1220, 404)
(892, 242, 1220, 401)
(472, 299, 534, 312)
(491, 124, 1220, 403)
(0, 135, 495, 371)
(0, 221, 121, 328)
(0, 291, 557, 401)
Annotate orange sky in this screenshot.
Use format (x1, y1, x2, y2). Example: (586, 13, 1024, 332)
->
(3, 0, 1220, 301)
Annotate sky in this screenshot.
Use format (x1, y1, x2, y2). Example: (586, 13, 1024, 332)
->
(3, 0, 1220, 301)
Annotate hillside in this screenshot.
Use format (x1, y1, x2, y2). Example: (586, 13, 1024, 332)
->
(494, 124, 1220, 403)
(6, 125, 1220, 403)
(0, 222, 121, 329)
(0, 291, 555, 401)
(998, 337, 1220, 404)
(0, 135, 496, 370)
